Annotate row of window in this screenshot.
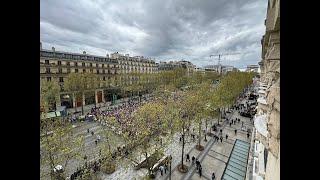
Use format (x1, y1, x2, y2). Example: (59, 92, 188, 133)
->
(43, 59, 155, 68)
(40, 51, 117, 63)
(44, 60, 116, 68)
(45, 76, 115, 82)
(44, 67, 116, 74)
(43, 67, 155, 74)
(118, 61, 156, 67)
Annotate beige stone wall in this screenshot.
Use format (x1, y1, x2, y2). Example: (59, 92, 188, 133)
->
(258, 0, 280, 179)
(265, 149, 280, 180)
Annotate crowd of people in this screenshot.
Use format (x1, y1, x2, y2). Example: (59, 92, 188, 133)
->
(67, 86, 257, 179)
(69, 159, 101, 180)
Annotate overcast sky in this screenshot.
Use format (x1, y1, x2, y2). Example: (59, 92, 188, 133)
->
(40, 0, 267, 68)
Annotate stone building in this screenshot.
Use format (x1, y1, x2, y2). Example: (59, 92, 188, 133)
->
(40, 44, 157, 109)
(110, 52, 158, 74)
(254, 0, 280, 180)
(203, 64, 238, 74)
(157, 60, 195, 73)
(157, 61, 182, 71)
(246, 65, 260, 72)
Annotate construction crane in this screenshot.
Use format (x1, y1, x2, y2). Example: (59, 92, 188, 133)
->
(209, 52, 241, 65)
(209, 53, 241, 74)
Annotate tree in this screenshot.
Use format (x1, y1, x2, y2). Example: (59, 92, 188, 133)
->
(99, 129, 117, 174)
(170, 92, 193, 173)
(130, 101, 167, 177)
(40, 79, 60, 112)
(64, 73, 100, 115)
(41, 120, 84, 179)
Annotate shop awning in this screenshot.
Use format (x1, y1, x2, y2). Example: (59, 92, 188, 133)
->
(254, 114, 268, 137)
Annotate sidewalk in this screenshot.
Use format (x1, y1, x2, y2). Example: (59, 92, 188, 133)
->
(159, 98, 254, 180)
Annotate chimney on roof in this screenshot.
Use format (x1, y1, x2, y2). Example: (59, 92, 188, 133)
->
(40, 42, 42, 50)
(83, 51, 86, 55)
(52, 47, 55, 52)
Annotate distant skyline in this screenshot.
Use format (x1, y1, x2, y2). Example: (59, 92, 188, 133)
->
(41, 0, 267, 69)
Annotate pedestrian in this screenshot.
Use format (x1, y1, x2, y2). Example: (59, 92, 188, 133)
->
(87, 129, 90, 133)
(220, 129, 222, 134)
(238, 119, 240, 123)
(247, 133, 250, 138)
(179, 136, 182, 142)
(192, 156, 195, 164)
(220, 136, 223, 143)
(159, 165, 164, 176)
(229, 122, 232, 127)
(91, 131, 94, 136)
(199, 164, 202, 177)
(196, 159, 200, 170)
(212, 172, 216, 180)
(95, 140, 98, 145)
(164, 163, 167, 174)
(186, 154, 190, 162)
(235, 129, 237, 135)
(226, 134, 228, 140)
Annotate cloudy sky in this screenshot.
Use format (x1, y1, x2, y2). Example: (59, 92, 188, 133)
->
(40, 0, 267, 68)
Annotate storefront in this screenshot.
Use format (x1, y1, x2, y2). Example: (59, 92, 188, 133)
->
(85, 91, 95, 105)
(97, 91, 103, 103)
(60, 94, 73, 108)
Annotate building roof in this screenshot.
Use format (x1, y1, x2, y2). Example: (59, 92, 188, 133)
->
(40, 48, 155, 64)
(40, 49, 118, 64)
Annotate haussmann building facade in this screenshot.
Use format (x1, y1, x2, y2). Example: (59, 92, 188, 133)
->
(40, 43, 157, 111)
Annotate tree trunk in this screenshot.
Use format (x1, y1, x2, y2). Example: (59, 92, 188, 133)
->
(218, 108, 221, 125)
(73, 93, 77, 113)
(45, 130, 55, 180)
(181, 121, 185, 169)
(205, 119, 208, 141)
(81, 92, 84, 115)
(145, 152, 151, 175)
(198, 121, 201, 147)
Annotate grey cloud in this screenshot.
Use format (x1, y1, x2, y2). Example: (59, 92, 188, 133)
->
(40, 0, 267, 68)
